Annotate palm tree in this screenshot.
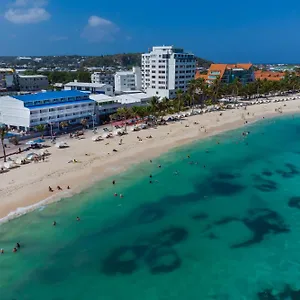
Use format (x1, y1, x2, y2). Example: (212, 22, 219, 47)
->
(60, 121, 69, 131)
(35, 124, 45, 134)
(187, 79, 198, 110)
(0, 124, 8, 162)
(81, 118, 88, 129)
(209, 76, 222, 103)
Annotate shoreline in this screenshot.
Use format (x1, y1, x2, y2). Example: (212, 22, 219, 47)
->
(1, 98, 300, 225)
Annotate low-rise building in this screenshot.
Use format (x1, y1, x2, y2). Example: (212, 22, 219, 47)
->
(254, 70, 285, 81)
(17, 75, 49, 91)
(91, 72, 115, 87)
(0, 90, 96, 131)
(114, 67, 141, 93)
(0, 68, 15, 91)
(205, 63, 255, 85)
(64, 81, 113, 96)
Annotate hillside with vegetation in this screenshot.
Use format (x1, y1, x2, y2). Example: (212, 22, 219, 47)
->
(0, 54, 213, 69)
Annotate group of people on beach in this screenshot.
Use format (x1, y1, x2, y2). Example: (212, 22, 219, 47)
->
(1, 242, 21, 254)
(48, 185, 70, 192)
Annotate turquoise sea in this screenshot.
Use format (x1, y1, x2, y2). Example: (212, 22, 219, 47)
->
(2, 115, 300, 299)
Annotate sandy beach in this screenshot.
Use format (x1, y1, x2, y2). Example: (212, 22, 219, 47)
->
(1, 97, 300, 223)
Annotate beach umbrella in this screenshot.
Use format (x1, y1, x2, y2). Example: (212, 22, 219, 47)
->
(33, 138, 45, 144)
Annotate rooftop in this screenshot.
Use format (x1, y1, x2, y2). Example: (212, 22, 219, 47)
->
(18, 75, 47, 78)
(29, 99, 94, 110)
(65, 82, 109, 88)
(13, 90, 89, 103)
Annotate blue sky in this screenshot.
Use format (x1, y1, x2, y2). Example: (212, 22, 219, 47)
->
(0, 0, 300, 63)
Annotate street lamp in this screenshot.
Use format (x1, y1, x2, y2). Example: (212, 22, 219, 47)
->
(48, 122, 53, 140)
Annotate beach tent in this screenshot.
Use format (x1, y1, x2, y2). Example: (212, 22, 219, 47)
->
(39, 149, 50, 156)
(55, 141, 69, 149)
(3, 161, 19, 170)
(34, 138, 45, 144)
(26, 153, 39, 160)
(92, 135, 103, 142)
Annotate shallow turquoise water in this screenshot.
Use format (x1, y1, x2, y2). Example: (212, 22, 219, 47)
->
(2, 115, 300, 299)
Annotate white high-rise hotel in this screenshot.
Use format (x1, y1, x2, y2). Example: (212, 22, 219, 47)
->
(141, 46, 196, 99)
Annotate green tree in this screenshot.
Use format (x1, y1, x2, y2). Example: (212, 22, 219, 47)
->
(81, 118, 88, 129)
(35, 124, 46, 134)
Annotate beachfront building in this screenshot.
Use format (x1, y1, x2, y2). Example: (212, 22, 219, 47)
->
(0, 90, 96, 131)
(16, 74, 49, 91)
(90, 92, 151, 121)
(91, 72, 115, 87)
(141, 46, 196, 99)
(64, 81, 113, 96)
(203, 64, 255, 85)
(254, 70, 285, 81)
(114, 67, 141, 93)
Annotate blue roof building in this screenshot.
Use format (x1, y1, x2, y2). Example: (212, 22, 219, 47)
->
(0, 90, 96, 131)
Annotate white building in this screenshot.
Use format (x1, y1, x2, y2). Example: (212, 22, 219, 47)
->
(17, 75, 49, 91)
(0, 68, 15, 90)
(64, 81, 113, 96)
(91, 72, 114, 87)
(114, 67, 141, 93)
(0, 90, 96, 131)
(141, 46, 196, 99)
(89, 92, 151, 119)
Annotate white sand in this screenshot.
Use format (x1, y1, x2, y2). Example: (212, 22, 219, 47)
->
(1, 97, 300, 223)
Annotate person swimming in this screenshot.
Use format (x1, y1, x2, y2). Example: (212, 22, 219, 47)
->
(114, 193, 118, 197)
(158, 165, 161, 168)
(53, 221, 57, 226)
(12, 247, 17, 253)
(149, 180, 152, 184)
(16, 243, 20, 249)
(120, 194, 124, 198)
(149, 174, 152, 178)
(0, 249, 4, 254)
(112, 180, 116, 185)
(76, 217, 80, 221)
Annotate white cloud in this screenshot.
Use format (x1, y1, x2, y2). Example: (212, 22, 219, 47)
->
(5, 0, 50, 24)
(81, 15, 119, 42)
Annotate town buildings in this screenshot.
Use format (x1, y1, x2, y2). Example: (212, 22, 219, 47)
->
(198, 64, 255, 85)
(91, 72, 115, 87)
(0, 69, 15, 91)
(141, 46, 196, 99)
(114, 67, 141, 93)
(17, 75, 49, 91)
(0, 90, 96, 131)
(64, 81, 113, 96)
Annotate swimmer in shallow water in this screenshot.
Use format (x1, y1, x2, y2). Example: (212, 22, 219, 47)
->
(112, 180, 115, 185)
(16, 242, 20, 249)
(76, 216, 80, 221)
(12, 247, 17, 253)
(53, 221, 56, 226)
(1, 249, 4, 254)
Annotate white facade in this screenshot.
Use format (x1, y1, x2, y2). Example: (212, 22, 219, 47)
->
(64, 81, 113, 96)
(114, 67, 142, 93)
(91, 72, 115, 87)
(17, 75, 49, 91)
(141, 46, 196, 99)
(0, 90, 96, 130)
